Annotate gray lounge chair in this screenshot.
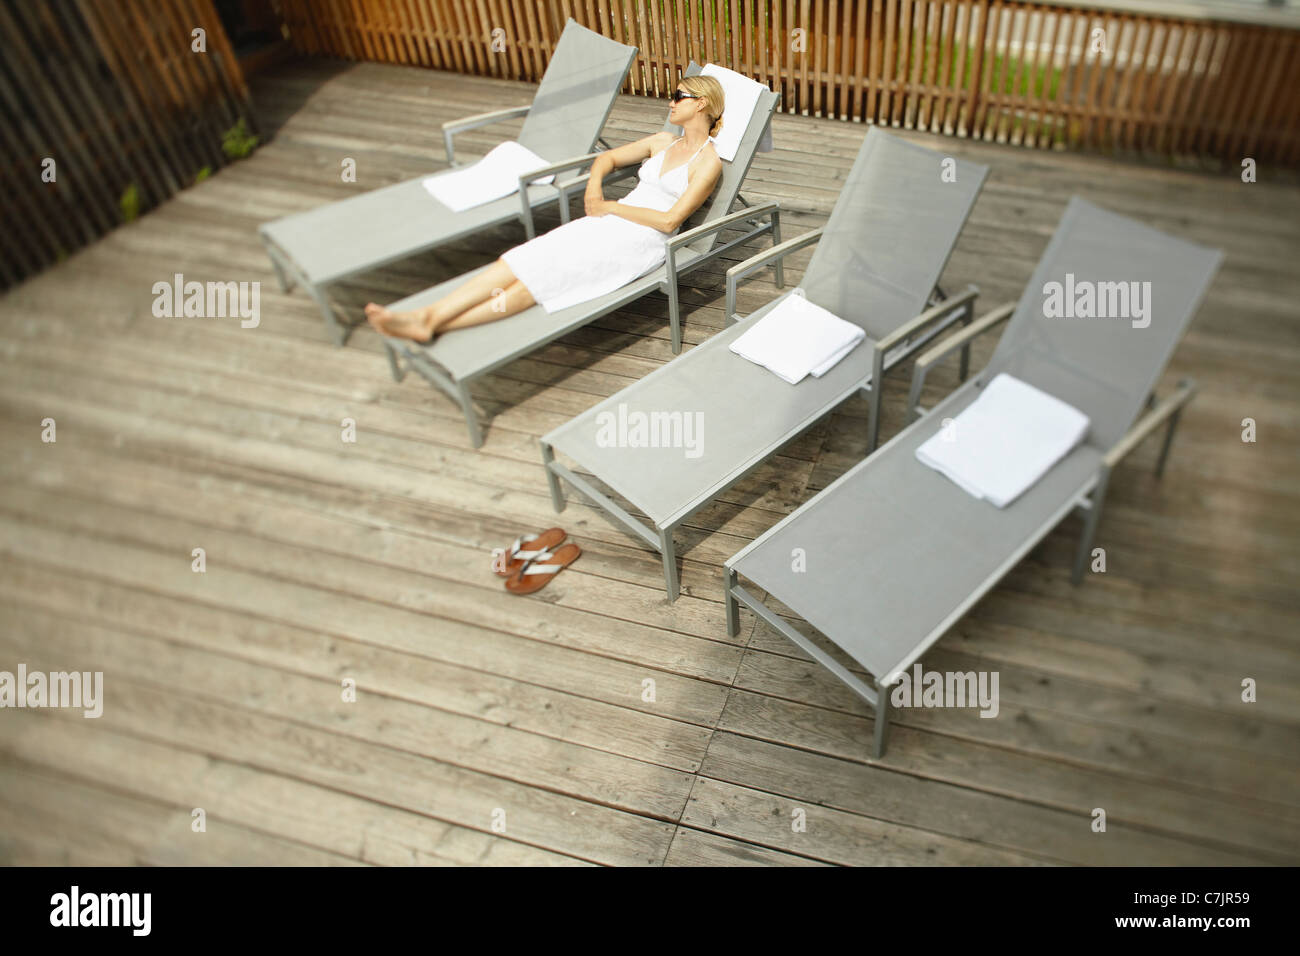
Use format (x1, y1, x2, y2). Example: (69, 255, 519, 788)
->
(381, 64, 782, 448)
(539, 129, 989, 600)
(259, 19, 636, 345)
(723, 196, 1223, 757)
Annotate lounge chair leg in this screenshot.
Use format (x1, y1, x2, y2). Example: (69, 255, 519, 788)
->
(958, 302, 974, 381)
(1155, 407, 1182, 478)
(724, 567, 740, 636)
(866, 347, 886, 452)
(1072, 466, 1111, 585)
(668, 281, 683, 354)
(660, 527, 679, 601)
(266, 246, 293, 292)
(308, 283, 346, 347)
(457, 380, 483, 448)
(872, 676, 893, 758)
(540, 441, 566, 512)
(384, 342, 405, 382)
(771, 209, 785, 289)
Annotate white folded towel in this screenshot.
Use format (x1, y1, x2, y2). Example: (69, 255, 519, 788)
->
(730, 291, 866, 385)
(422, 141, 554, 212)
(700, 64, 768, 162)
(915, 373, 1091, 508)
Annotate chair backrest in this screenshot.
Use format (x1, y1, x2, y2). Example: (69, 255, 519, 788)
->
(982, 197, 1222, 450)
(668, 62, 781, 254)
(799, 128, 988, 341)
(517, 19, 637, 162)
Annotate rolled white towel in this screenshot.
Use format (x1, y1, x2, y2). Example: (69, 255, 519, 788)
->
(700, 64, 768, 162)
(423, 141, 554, 212)
(915, 373, 1091, 508)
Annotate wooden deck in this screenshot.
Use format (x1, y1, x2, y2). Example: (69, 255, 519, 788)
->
(1, 57, 1298, 866)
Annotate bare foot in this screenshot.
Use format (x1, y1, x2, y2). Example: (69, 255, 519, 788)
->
(364, 302, 390, 332)
(365, 303, 435, 342)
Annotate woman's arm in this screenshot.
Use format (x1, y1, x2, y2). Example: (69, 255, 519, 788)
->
(583, 132, 673, 216)
(594, 150, 723, 233)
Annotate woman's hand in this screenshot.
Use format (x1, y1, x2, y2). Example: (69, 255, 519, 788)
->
(584, 194, 611, 217)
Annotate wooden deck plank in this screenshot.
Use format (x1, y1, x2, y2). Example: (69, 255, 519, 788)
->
(0, 760, 366, 866)
(0, 712, 584, 865)
(662, 826, 829, 866)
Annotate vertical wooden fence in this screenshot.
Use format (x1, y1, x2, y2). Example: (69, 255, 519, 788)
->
(0, 0, 256, 289)
(278, 0, 1300, 166)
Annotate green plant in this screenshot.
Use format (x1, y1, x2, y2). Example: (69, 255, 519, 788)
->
(195, 165, 212, 184)
(119, 183, 140, 223)
(221, 118, 260, 160)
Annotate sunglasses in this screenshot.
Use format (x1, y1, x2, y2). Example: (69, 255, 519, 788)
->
(670, 90, 701, 103)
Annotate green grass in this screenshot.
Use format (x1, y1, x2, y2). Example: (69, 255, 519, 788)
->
(221, 118, 259, 161)
(119, 183, 140, 224)
(909, 41, 1064, 100)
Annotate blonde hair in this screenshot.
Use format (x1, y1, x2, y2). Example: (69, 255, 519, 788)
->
(678, 75, 725, 138)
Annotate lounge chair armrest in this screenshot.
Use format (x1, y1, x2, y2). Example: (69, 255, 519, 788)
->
(442, 105, 531, 164)
(1104, 379, 1197, 469)
(516, 151, 605, 238)
(667, 200, 781, 256)
(516, 150, 605, 188)
(915, 301, 1014, 370)
(876, 284, 981, 353)
(725, 227, 825, 321)
(906, 301, 1015, 423)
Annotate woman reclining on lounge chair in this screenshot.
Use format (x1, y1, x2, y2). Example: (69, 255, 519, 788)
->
(365, 76, 726, 342)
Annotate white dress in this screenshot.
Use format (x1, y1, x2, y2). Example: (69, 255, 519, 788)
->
(503, 137, 714, 313)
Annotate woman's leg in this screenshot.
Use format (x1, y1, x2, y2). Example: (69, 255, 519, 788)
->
(434, 280, 536, 332)
(364, 258, 518, 341)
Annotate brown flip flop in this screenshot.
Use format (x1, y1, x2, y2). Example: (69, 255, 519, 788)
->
(495, 527, 566, 578)
(505, 543, 582, 595)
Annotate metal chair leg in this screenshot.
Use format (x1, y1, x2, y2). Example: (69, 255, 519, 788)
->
(724, 567, 740, 637)
(866, 346, 886, 452)
(1155, 408, 1182, 478)
(1072, 467, 1111, 585)
(872, 677, 893, 758)
(540, 442, 566, 512)
(457, 380, 483, 448)
(268, 252, 293, 292)
(309, 283, 346, 346)
(668, 281, 683, 354)
(958, 301, 974, 381)
(660, 527, 679, 601)
(771, 209, 785, 289)
(385, 342, 405, 382)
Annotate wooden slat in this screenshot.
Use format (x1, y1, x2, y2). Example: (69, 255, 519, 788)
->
(880, 0, 897, 123)
(1166, 23, 1211, 156)
(850, 0, 867, 121)
(1210, 26, 1267, 160)
(1005, 5, 1033, 144)
(866, 0, 883, 122)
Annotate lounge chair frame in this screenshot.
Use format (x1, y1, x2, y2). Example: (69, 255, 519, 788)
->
(539, 129, 989, 600)
(722, 197, 1222, 757)
(259, 19, 636, 345)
